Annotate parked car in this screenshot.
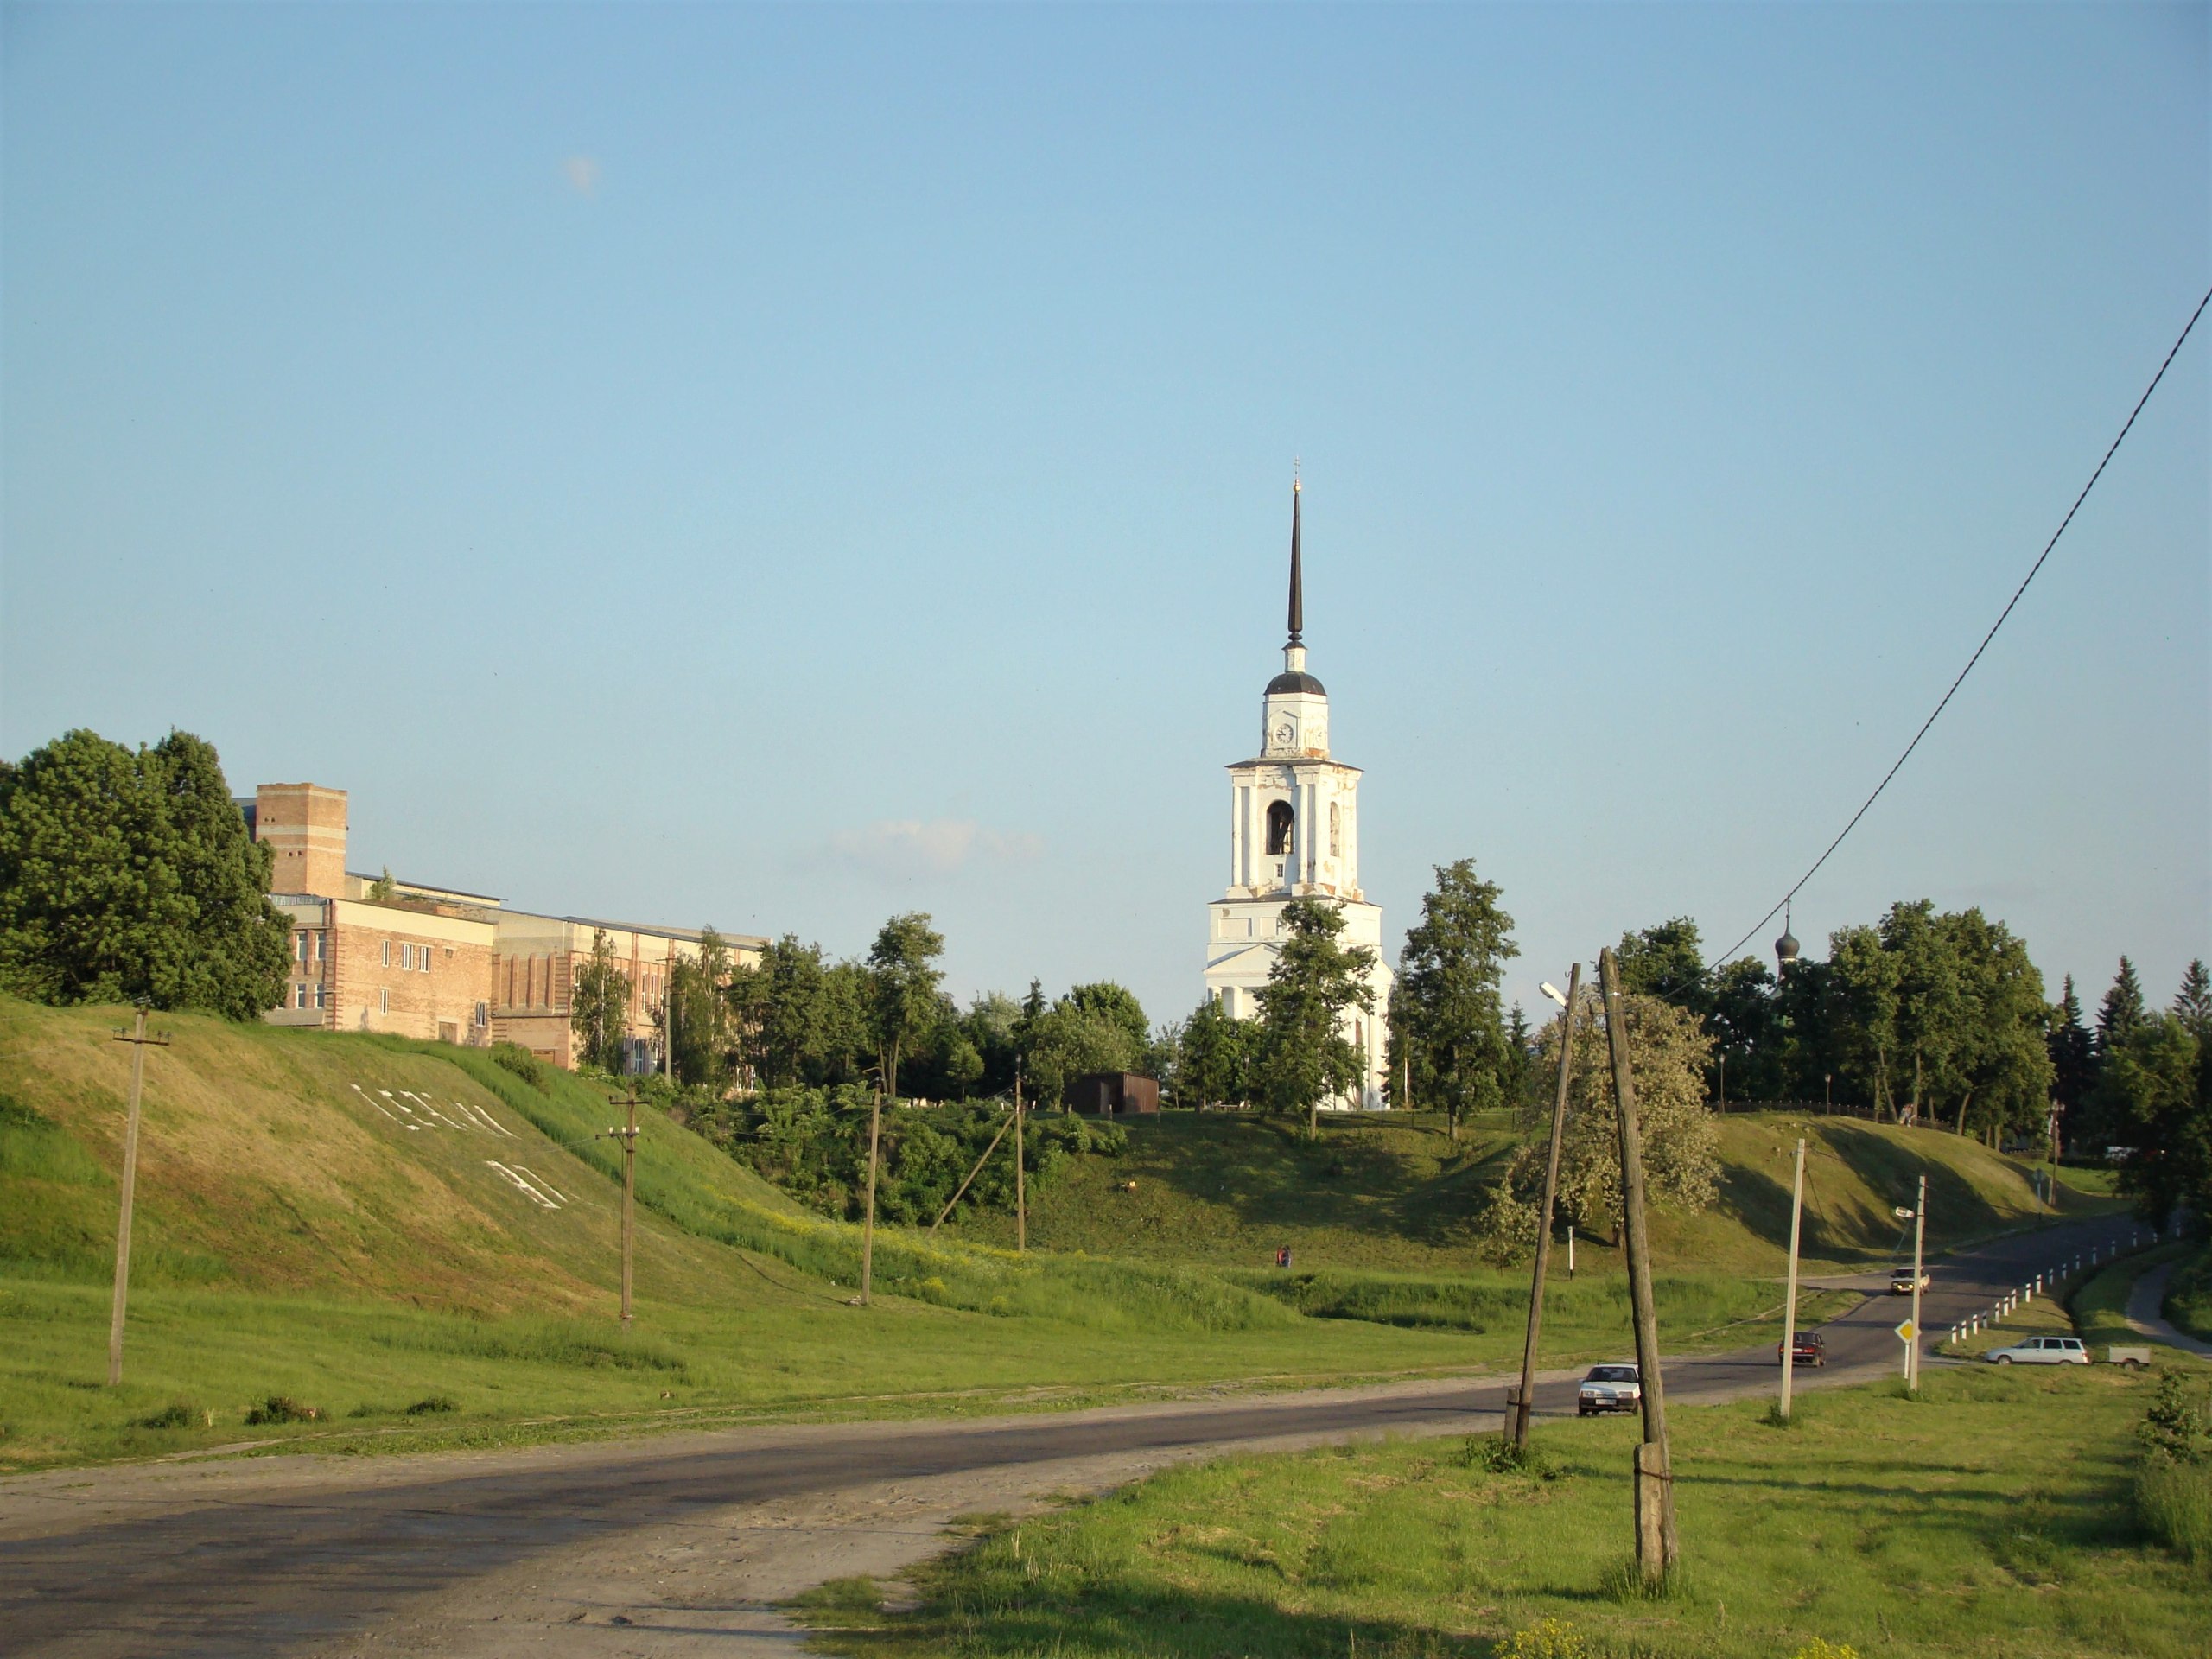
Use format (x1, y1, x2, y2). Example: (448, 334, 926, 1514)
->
(1986, 1336, 2089, 1366)
(1577, 1363, 1642, 1416)
(1778, 1331, 1827, 1367)
(1890, 1268, 1931, 1294)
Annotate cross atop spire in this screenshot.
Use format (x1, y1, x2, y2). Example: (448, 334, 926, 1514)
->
(1287, 474, 1304, 648)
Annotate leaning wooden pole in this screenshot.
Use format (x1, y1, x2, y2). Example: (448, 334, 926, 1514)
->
(1513, 962, 1580, 1449)
(861, 1044, 891, 1307)
(1599, 947, 1678, 1580)
(1779, 1136, 1805, 1420)
(929, 1106, 1017, 1234)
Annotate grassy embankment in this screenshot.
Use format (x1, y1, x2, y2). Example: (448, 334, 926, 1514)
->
(0, 994, 2110, 1471)
(794, 1365, 2207, 1658)
(2164, 1245, 2212, 1343)
(947, 1105, 2113, 1287)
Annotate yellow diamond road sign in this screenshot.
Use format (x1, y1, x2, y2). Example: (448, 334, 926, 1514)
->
(1895, 1319, 1916, 1343)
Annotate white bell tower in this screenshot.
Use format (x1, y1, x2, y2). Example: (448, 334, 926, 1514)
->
(1202, 480, 1394, 1109)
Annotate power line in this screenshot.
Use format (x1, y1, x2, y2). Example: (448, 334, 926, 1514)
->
(1703, 283, 2211, 974)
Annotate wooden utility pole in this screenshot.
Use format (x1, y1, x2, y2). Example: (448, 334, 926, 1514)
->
(1598, 947, 1677, 1580)
(1779, 1137, 1806, 1420)
(1014, 1071, 1027, 1253)
(861, 1069, 885, 1306)
(1513, 963, 1580, 1449)
(108, 1006, 168, 1387)
(607, 1093, 640, 1325)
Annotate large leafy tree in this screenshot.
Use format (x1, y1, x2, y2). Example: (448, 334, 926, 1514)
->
(1253, 898, 1376, 1138)
(2103, 1014, 2209, 1222)
(868, 912, 945, 1103)
(659, 927, 734, 1089)
(1706, 957, 1782, 1102)
(1616, 917, 1710, 1018)
(1392, 859, 1517, 1141)
(0, 728, 288, 1020)
(728, 935, 872, 1088)
(569, 929, 632, 1072)
(1173, 995, 1255, 1108)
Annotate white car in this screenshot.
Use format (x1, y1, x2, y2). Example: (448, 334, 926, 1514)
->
(1577, 1363, 1642, 1415)
(1986, 1336, 2089, 1366)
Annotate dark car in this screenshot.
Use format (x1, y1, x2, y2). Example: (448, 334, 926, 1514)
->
(1778, 1331, 1827, 1367)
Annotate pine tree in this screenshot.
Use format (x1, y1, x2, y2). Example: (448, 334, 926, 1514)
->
(1394, 859, 1517, 1141)
(2096, 957, 2147, 1057)
(2048, 975, 2098, 1116)
(1253, 898, 1377, 1138)
(2172, 959, 2212, 1040)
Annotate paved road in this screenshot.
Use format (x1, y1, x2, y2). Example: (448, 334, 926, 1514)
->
(0, 1213, 2143, 1658)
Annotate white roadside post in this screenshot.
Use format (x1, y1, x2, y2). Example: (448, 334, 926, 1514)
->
(1780, 1137, 1807, 1420)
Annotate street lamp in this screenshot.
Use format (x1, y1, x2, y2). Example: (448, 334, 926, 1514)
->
(1824, 1071, 1832, 1112)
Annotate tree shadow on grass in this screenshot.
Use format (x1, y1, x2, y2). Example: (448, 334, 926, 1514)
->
(798, 1580, 1491, 1658)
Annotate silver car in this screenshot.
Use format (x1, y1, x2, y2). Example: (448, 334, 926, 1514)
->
(1577, 1363, 1642, 1415)
(1986, 1335, 2089, 1366)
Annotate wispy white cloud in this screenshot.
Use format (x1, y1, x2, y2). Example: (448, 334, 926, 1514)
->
(821, 818, 1043, 879)
(563, 156, 601, 197)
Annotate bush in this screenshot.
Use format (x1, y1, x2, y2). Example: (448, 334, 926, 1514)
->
(243, 1394, 319, 1425)
(490, 1042, 549, 1092)
(1465, 1433, 1563, 1479)
(133, 1402, 194, 1429)
(404, 1394, 459, 1415)
(1503, 1618, 1585, 1659)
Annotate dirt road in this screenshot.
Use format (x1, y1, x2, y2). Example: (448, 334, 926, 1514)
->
(0, 1214, 2139, 1657)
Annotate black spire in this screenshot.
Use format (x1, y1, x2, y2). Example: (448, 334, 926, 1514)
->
(1287, 479, 1304, 646)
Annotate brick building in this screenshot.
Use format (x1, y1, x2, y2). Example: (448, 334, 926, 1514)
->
(247, 782, 760, 1069)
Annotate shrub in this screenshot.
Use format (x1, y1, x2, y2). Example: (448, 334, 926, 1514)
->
(1503, 1618, 1586, 1658)
(1466, 1433, 1563, 1479)
(133, 1402, 194, 1429)
(243, 1394, 319, 1425)
(490, 1042, 549, 1092)
(2138, 1371, 2211, 1461)
(404, 1394, 458, 1415)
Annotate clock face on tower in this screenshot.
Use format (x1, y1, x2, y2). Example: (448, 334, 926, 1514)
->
(1273, 716, 1297, 749)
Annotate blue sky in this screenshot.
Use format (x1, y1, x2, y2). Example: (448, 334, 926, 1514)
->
(4, 3, 2206, 1029)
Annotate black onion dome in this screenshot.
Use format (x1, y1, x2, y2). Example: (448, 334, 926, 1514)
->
(1267, 670, 1327, 696)
(1775, 928, 1801, 965)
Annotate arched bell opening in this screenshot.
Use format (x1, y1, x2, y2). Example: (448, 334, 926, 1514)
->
(1265, 800, 1294, 855)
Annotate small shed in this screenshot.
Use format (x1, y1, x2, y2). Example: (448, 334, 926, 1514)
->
(1069, 1072, 1160, 1116)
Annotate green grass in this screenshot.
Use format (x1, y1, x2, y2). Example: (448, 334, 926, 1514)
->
(2164, 1244, 2212, 1344)
(2072, 1242, 2190, 1351)
(791, 1365, 2207, 1659)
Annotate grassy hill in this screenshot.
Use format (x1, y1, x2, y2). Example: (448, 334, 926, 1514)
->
(943, 1107, 2107, 1274)
(0, 995, 2111, 1472)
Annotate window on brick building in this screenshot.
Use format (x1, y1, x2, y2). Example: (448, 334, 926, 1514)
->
(294, 982, 308, 1009)
(315, 983, 328, 1010)
(379, 988, 391, 1013)
(295, 931, 308, 963)
(381, 940, 391, 968)
(315, 932, 326, 961)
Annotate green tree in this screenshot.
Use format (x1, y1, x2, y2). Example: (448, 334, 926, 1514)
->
(2103, 1015, 2209, 1221)
(0, 728, 289, 1020)
(2048, 975, 2098, 1138)
(1495, 994, 1719, 1260)
(1060, 982, 1149, 1051)
(728, 936, 872, 1088)
(1616, 917, 1710, 1018)
(2097, 957, 2148, 1057)
(1826, 923, 1902, 1115)
(1392, 859, 1517, 1141)
(1023, 1001, 1142, 1106)
(1706, 957, 1782, 1102)
(1173, 995, 1254, 1108)
(659, 928, 734, 1089)
(2172, 959, 2212, 1040)
(868, 912, 945, 1102)
(1253, 898, 1376, 1138)
(569, 929, 632, 1073)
